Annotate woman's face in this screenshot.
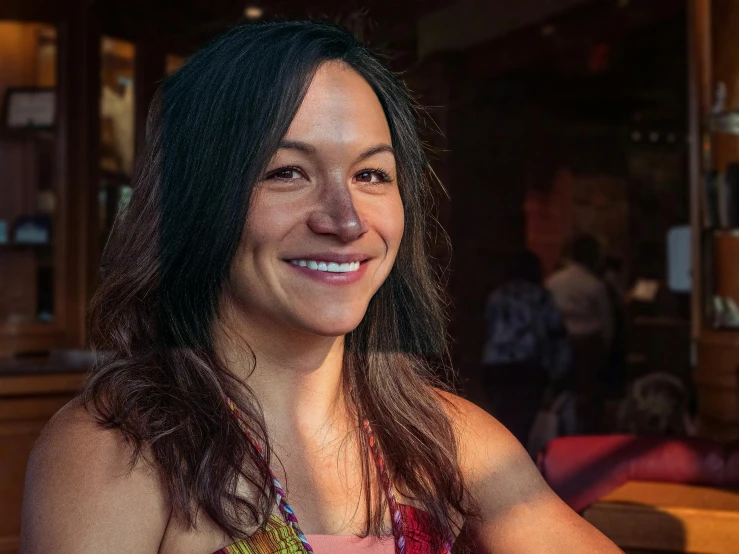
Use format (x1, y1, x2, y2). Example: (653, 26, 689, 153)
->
(227, 62, 404, 338)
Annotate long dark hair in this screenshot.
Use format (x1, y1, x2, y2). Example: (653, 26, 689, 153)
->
(84, 20, 468, 545)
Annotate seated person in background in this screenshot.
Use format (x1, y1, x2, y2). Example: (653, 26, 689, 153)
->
(546, 234, 612, 434)
(617, 372, 696, 437)
(482, 250, 572, 445)
(602, 256, 627, 396)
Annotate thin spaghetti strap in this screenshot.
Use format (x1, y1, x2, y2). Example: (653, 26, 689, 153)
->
(226, 396, 454, 553)
(363, 419, 406, 554)
(364, 419, 454, 554)
(225, 397, 314, 552)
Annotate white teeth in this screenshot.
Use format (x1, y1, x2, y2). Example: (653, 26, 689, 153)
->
(290, 259, 362, 273)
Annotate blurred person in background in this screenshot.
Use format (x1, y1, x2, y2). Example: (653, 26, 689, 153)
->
(602, 255, 627, 398)
(617, 372, 695, 437)
(546, 234, 612, 433)
(481, 250, 572, 445)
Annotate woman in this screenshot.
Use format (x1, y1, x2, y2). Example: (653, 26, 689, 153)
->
(20, 21, 619, 553)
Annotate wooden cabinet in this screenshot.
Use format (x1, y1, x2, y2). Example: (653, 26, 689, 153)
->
(0, 3, 99, 551)
(0, 1, 100, 358)
(689, 0, 739, 441)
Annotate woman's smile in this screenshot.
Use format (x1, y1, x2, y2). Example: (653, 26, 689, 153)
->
(285, 252, 372, 284)
(290, 260, 361, 272)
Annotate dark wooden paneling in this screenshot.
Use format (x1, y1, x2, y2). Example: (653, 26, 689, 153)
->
(0, 371, 85, 554)
(463, 0, 684, 81)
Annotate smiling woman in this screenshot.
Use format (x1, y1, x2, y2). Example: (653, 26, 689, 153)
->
(224, 63, 405, 340)
(20, 20, 619, 554)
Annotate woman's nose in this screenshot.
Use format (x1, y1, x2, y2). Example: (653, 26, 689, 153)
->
(306, 179, 368, 242)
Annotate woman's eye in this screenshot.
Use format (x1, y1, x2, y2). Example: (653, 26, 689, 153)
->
(268, 168, 303, 181)
(355, 169, 392, 184)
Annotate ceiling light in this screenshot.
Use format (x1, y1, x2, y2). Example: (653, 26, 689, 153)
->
(244, 6, 263, 19)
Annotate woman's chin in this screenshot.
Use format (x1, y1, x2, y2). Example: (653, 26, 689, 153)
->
(307, 320, 363, 339)
(292, 309, 366, 339)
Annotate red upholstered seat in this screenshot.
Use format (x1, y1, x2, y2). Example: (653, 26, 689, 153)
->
(537, 435, 739, 512)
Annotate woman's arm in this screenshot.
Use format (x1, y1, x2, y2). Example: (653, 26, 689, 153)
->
(442, 393, 621, 553)
(20, 399, 170, 553)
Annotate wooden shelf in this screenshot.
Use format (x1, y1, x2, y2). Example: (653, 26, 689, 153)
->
(703, 227, 739, 234)
(99, 169, 131, 185)
(0, 242, 52, 249)
(0, 323, 63, 338)
(698, 328, 739, 346)
(708, 111, 739, 135)
(0, 127, 54, 141)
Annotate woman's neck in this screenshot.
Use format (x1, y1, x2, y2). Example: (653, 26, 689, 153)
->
(214, 305, 350, 440)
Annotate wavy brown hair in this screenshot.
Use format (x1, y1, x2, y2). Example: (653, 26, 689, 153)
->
(83, 20, 469, 547)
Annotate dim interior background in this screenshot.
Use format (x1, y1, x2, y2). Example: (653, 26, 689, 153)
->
(2, 1, 739, 553)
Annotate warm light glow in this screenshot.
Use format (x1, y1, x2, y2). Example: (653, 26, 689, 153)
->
(244, 6, 264, 19)
(540, 24, 556, 37)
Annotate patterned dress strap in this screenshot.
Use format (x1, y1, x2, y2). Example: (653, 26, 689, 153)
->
(364, 419, 454, 554)
(225, 397, 314, 553)
(225, 396, 451, 554)
(363, 419, 406, 554)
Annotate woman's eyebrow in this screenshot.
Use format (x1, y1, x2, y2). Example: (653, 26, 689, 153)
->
(278, 140, 317, 154)
(356, 144, 395, 162)
(277, 140, 395, 162)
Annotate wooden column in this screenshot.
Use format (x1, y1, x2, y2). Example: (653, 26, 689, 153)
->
(134, 28, 166, 161)
(691, 0, 739, 442)
(55, 0, 100, 349)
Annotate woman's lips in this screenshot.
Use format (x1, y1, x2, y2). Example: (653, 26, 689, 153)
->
(290, 259, 361, 273)
(284, 257, 369, 284)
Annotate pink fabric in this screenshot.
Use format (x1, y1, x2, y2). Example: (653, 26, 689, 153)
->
(304, 534, 394, 554)
(537, 434, 739, 513)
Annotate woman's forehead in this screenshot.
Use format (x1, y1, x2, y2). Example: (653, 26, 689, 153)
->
(283, 62, 392, 148)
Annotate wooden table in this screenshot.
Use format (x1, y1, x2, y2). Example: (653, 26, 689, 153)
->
(583, 481, 739, 554)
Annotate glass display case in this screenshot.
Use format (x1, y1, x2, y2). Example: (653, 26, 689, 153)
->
(700, 110, 739, 329)
(0, 21, 58, 328)
(99, 36, 134, 250)
(689, 0, 739, 442)
(166, 54, 187, 76)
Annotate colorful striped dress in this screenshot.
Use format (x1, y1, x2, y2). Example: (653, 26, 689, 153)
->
(214, 504, 447, 554)
(218, 398, 455, 554)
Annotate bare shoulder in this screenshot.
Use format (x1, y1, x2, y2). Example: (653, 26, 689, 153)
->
(434, 389, 537, 491)
(434, 390, 621, 552)
(20, 397, 169, 553)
